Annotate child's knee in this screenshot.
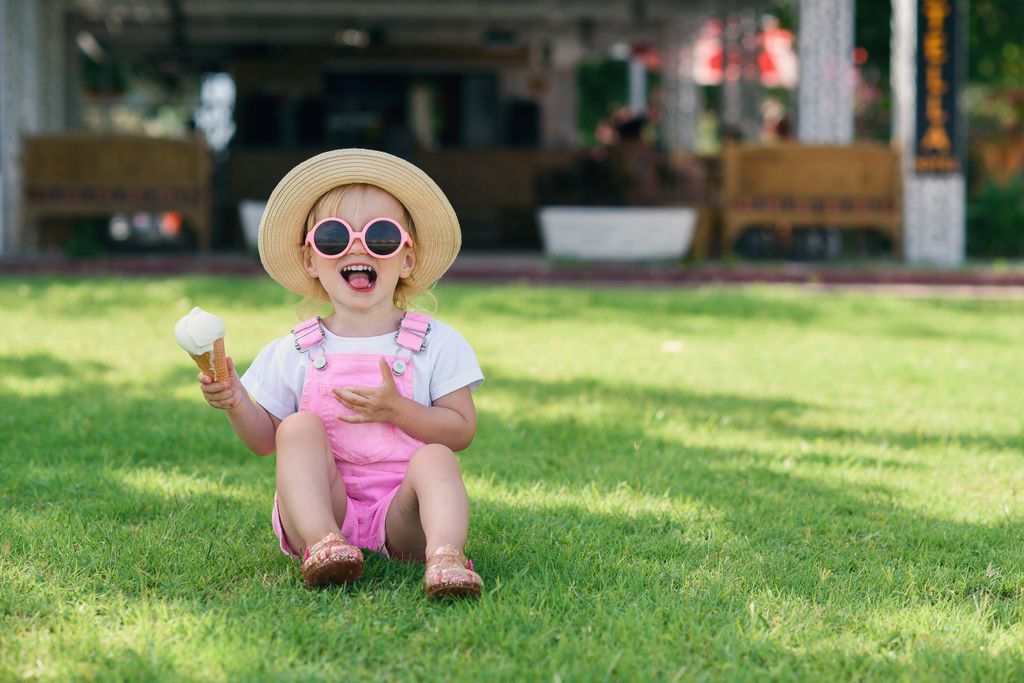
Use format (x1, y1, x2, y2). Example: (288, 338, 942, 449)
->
(409, 443, 460, 473)
(276, 411, 326, 446)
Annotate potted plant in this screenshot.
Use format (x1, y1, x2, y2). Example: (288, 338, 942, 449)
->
(535, 136, 701, 261)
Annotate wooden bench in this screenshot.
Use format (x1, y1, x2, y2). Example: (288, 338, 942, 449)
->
(22, 133, 212, 252)
(721, 142, 902, 257)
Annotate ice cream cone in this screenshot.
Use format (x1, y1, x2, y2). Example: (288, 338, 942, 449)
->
(189, 337, 228, 382)
(175, 307, 228, 382)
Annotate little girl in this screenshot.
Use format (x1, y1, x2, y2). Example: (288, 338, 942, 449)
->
(197, 149, 484, 598)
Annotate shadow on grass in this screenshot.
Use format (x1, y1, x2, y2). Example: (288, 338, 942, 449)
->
(0, 353, 110, 378)
(481, 370, 1016, 464)
(0, 275, 296, 319)
(3, 350, 1024, 678)
(445, 286, 822, 326)
(441, 285, 1023, 345)
(5, 277, 1020, 347)
(3, 276, 823, 328)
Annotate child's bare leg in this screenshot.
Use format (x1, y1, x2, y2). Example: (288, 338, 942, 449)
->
(385, 444, 469, 561)
(275, 411, 348, 554)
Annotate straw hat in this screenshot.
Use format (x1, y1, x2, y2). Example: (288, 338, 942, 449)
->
(258, 149, 461, 299)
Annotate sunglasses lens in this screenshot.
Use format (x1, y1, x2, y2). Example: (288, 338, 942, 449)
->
(312, 220, 350, 256)
(364, 220, 403, 256)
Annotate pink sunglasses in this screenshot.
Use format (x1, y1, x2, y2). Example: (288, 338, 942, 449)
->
(304, 216, 412, 259)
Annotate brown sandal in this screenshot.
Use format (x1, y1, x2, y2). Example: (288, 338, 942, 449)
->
(300, 532, 364, 587)
(424, 544, 482, 599)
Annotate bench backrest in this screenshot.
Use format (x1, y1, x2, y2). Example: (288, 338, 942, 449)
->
(22, 134, 210, 194)
(723, 143, 901, 203)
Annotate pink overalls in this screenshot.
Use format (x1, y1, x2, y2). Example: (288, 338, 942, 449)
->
(271, 312, 432, 558)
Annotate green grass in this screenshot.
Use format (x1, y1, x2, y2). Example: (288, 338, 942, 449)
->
(3, 276, 1024, 681)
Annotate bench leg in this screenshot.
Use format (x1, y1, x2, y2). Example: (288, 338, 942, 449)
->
(774, 222, 793, 252)
(890, 227, 902, 261)
(721, 221, 739, 257)
(21, 208, 39, 252)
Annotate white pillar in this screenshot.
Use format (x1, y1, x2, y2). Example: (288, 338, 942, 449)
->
(720, 10, 762, 141)
(0, 0, 65, 254)
(39, 0, 66, 131)
(538, 32, 580, 148)
(628, 55, 647, 116)
(892, 0, 965, 265)
(737, 10, 762, 142)
(543, 67, 579, 148)
(660, 16, 705, 153)
(721, 13, 740, 132)
(797, 0, 855, 143)
(0, 0, 15, 255)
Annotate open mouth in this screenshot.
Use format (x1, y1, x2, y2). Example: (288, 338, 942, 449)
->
(341, 264, 378, 292)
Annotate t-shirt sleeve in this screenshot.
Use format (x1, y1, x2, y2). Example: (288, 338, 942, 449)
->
(240, 337, 303, 420)
(429, 325, 484, 402)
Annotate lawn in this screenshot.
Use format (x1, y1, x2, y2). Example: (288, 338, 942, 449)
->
(3, 276, 1024, 681)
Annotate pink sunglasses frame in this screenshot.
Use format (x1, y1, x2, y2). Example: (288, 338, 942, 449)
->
(304, 216, 413, 259)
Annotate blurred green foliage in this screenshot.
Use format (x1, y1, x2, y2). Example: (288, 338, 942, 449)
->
(577, 60, 628, 148)
(966, 175, 1024, 257)
(969, 0, 1024, 88)
(963, 1, 1024, 254)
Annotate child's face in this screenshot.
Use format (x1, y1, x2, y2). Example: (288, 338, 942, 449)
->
(302, 186, 415, 312)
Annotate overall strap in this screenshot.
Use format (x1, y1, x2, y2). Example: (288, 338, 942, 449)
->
(395, 311, 431, 353)
(292, 317, 327, 369)
(390, 312, 431, 376)
(292, 317, 325, 350)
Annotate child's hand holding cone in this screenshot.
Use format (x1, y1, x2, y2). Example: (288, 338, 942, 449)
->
(198, 355, 245, 411)
(175, 307, 244, 410)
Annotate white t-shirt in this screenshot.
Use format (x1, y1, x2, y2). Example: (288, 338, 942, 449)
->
(240, 318, 484, 420)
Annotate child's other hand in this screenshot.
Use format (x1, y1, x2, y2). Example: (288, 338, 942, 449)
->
(199, 356, 244, 411)
(333, 358, 401, 424)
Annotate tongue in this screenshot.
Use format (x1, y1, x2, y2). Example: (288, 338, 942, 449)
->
(348, 273, 372, 289)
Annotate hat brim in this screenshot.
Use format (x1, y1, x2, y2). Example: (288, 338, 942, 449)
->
(258, 149, 461, 300)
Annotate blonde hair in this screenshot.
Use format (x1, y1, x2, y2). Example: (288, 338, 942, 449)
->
(297, 183, 437, 317)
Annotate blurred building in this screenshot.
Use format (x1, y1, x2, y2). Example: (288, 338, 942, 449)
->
(2, 1, 957, 264)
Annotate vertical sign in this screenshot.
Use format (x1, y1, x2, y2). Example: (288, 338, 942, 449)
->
(914, 0, 962, 174)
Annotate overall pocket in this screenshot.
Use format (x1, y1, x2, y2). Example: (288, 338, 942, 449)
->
(320, 383, 397, 465)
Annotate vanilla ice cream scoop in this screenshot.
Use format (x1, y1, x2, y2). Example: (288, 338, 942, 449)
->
(175, 306, 226, 354)
(175, 307, 228, 381)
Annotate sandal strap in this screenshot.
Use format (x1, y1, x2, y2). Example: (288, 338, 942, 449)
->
(426, 544, 470, 567)
(303, 532, 351, 563)
(423, 545, 483, 598)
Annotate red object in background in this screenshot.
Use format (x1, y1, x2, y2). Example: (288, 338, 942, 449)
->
(632, 44, 661, 71)
(759, 23, 798, 88)
(160, 211, 182, 237)
(693, 19, 724, 85)
(693, 18, 798, 88)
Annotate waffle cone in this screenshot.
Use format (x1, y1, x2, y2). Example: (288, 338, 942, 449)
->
(189, 337, 228, 382)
